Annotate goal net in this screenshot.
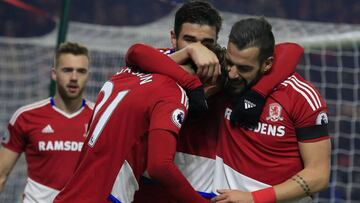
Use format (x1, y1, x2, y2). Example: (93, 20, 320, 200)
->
(0, 10, 359, 203)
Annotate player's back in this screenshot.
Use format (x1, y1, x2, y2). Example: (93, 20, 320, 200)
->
(54, 67, 188, 203)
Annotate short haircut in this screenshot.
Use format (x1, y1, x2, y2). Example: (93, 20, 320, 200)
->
(55, 42, 89, 67)
(229, 17, 275, 64)
(174, 0, 222, 39)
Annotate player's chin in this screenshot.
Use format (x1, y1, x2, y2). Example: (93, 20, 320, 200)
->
(224, 84, 245, 96)
(65, 91, 82, 100)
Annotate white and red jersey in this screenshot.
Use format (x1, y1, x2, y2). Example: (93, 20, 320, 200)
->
(3, 97, 94, 202)
(54, 68, 189, 203)
(214, 73, 329, 195)
(174, 96, 221, 196)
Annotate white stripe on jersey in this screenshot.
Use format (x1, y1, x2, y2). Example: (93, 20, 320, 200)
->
(23, 177, 60, 203)
(174, 152, 215, 193)
(282, 81, 317, 111)
(281, 75, 321, 111)
(177, 84, 189, 110)
(10, 98, 50, 125)
(52, 104, 85, 119)
(214, 157, 312, 203)
(110, 160, 138, 203)
(213, 156, 270, 193)
(289, 75, 322, 108)
(86, 100, 95, 110)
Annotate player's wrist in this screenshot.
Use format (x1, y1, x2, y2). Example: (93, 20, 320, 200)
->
(251, 187, 276, 203)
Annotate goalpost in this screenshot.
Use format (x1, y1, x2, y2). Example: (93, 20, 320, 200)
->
(0, 10, 359, 203)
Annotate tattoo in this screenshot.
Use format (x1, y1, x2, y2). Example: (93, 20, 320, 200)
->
(291, 174, 311, 196)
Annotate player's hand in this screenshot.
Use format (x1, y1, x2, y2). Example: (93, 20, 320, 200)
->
(187, 42, 221, 84)
(211, 189, 253, 203)
(187, 86, 208, 120)
(230, 90, 266, 128)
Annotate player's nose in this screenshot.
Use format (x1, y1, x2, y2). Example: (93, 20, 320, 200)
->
(227, 65, 240, 79)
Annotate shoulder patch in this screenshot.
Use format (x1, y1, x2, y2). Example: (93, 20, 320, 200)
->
(172, 109, 185, 128)
(316, 112, 328, 125)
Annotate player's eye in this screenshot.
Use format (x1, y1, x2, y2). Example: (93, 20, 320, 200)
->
(62, 67, 74, 72)
(236, 65, 253, 73)
(77, 68, 88, 74)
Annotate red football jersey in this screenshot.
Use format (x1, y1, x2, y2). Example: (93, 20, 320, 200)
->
(174, 96, 221, 196)
(214, 73, 330, 192)
(4, 97, 94, 201)
(54, 68, 189, 203)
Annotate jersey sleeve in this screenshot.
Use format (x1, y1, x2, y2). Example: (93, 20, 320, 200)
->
(147, 129, 207, 203)
(252, 42, 304, 97)
(3, 116, 26, 153)
(125, 43, 202, 90)
(148, 79, 188, 136)
(287, 75, 329, 142)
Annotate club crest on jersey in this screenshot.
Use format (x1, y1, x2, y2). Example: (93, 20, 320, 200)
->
(266, 103, 284, 122)
(172, 109, 185, 128)
(316, 112, 328, 125)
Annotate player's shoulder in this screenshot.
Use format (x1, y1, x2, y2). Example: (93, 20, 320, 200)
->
(277, 73, 325, 111)
(151, 73, 183, 90)
(84, 99, 95, 110)
(9, 98, 51, 125)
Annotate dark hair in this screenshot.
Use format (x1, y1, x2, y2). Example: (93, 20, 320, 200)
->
(55, 42, 89, 67)
(229, 17, 275, 64)
(174, 0, 222, 39)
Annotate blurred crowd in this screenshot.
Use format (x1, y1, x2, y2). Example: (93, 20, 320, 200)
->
(1, 0, 360, 37)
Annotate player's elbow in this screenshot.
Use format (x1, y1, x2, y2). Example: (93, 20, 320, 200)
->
(316, 173, 330, 192)
(310, 171, 330, 194)
(147, 160, 172, 181)
(126, 43, 147, 63)
(0, 175, 7, 192)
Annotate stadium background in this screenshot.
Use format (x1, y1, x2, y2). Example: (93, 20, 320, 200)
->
(0, 0, 359, 202)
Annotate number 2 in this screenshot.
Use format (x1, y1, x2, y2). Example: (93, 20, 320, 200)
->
(88, 81, 129, 147)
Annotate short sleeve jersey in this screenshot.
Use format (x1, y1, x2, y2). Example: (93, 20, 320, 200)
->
(215, 73, 329, 190)
(54, 67, 188, 203)
(3, 98, 93, 193)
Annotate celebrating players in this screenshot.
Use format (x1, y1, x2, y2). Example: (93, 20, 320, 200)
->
(53, 43, 210, 203)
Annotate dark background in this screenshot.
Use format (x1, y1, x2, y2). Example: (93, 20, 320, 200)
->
(1, 0, 360, 37)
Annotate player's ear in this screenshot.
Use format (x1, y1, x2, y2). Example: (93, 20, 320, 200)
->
(262, 56, 273, 73)
(170, 30, 177, 49)
(51, 67, 57, 81)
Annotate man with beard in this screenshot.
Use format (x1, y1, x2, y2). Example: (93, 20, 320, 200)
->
(128, 17, 329, 202)
(0, 42, 94, 202)
(209, 18, 331, 203)
(127, 3, 305, 202)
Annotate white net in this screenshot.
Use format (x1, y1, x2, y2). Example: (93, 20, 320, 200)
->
(0, 9, 359, 203)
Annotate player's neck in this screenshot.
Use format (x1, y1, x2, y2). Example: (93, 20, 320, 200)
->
(53, 95, 84, 114)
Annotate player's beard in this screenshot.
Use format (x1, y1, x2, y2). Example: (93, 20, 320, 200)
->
(57, 83, 84, 102)
(223, 69, 263, 97)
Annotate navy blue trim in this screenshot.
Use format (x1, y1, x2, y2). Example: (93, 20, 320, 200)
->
(108, 194, 122, 203)
(140, 176, 217, 199)
(50, 97, 86, 108)
(50, 97, 56, 106)
(81, 98, 86, 107)
(198, 191, 217, 199)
